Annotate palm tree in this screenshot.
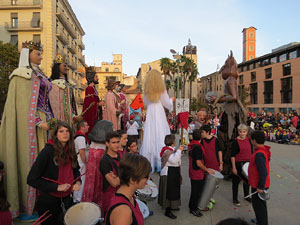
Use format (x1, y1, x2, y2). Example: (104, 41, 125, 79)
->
(160, 57, 172, 84)
(188, 63, 198, 101)
(179, 55, 194, 98)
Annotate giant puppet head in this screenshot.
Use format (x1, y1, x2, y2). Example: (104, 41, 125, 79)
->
(220, 50, 238, 80)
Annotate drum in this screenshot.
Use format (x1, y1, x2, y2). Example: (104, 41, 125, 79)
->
(242, 162, 249, 178)
(136, 185, 152, 202)
(199, 169, 224, 210)
(145, 180, 158, 201)
(136, 199, 149, 219)
(64, 202, 101, 225)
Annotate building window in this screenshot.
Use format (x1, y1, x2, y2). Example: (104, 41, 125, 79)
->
(249, 45, 254, 51)
(31, 12, 40, 27)
(249, 32, 254, 39)
(239, 75, 244, 84)
(106, 76, 116, 82)
(281, 77, 292, 103)
(10, 35, 18, 46)
(114, 68, 119, 72)
(238, 85, 244, 99)
(265, 68, 272, 79)
(11, 0, 17, 5)
(11, 13, 18, 28)
(220, 85, 222, 91)
(261, 59, 270, 66)
(270, 56, 277, 64)
(289, 50, 297, 59)
(264, 81, 273, 104)
(283, 63, 291, 76)
(249, 55, 253, 60)
(33, 34, 40, 43)
(279, 53, 287, 62)
(251, 72, 256, 82)
(250, 83, 258, 104)
(105, 68, 109, 72)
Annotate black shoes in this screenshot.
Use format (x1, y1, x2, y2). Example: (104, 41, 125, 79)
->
(190, 209, 203, 217)
(165, 211, 177, 219)
(251, 218, 257, 224)
(245, 196, 252, 202)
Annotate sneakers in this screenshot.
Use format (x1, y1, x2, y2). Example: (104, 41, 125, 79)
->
(210, 198, 216, 204)
(190, 209, 203, 217)
(233, 200, 241, 206)
(207, 202, 214, 209)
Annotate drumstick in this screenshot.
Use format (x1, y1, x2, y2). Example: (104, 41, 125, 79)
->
(244, 191, 257, 199)
(32, 210, 51, 225)
(71, 172, 86, 184)
(42, 177, 63, 185)
(35, 214, 52, 225)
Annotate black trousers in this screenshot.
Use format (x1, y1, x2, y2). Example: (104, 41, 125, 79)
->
(232, 161, 250, 201)
(188, 179, 205, 211)
(252, 188, 268, 225)
(37, 193, 74, 225)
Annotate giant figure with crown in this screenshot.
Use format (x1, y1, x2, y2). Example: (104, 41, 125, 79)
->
(0, 41, 53, 220)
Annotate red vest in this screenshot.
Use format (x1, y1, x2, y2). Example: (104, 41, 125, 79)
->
(202, 137, 219, 171)
(105, 193, 144, 225)
(248, 146, 271, 189)
(235, 138, 252, 162)
(188, 141, 205, 180)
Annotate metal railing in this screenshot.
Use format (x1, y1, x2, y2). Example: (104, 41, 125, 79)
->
(56, 28, 69, 45)
(68, 42, 76, 54)
(56, 7, 77, 39)
(5, 21, 43, 31)
(77, 39, 85, 50)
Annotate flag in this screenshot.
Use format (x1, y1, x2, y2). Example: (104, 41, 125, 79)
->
(130, 93, 144, 110)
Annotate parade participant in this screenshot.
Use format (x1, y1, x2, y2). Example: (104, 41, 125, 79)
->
(231, 124, 253, 206)
(0, 41, 53, 219)
(126, 138, 139, 154)
(126, 115, 140, 140)
(117, 130, 128, 158)
(103, 80, 120, 130)
(200, 124, 223, 172)
(0, 161, 12, 225)
(105, 153, 151, 225)
(158, 134, 183, 219)
(209, 51, 247, 175)
(188, 129, 205, 217)
(194, 109, 208, 129)
(49, 55, 79, 125)
(82, 69, 100, 134)
(99, 131, 121, 216)
(249, 130, 271, 225)
(27, 121, 81, 225)
(140, 69, 173, 172)
(73, 120, 89, 202)
(119, 84, 129, 131)
(81, 120, 113, 207)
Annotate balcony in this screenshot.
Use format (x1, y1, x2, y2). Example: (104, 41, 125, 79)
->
(0, 0, 42, 9)
(68, 60, 77, 70)
(77, 39, 85, 50)
(56, 8, 77, 39)
(5, 21, 43, 32)
(68, 42, 76, 54)
(78, 54, 85, 65)
(56, 28, 69, 45)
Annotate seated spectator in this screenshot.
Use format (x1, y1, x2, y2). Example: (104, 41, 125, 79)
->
(290, 134, 300, 145)
(282, 130, 289, 144)
(275, 130, 283, 144)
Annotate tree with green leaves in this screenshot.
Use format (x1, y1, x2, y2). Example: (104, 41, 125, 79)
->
(190, 97, 208, 113)
(0, 41, 19, 117)
(160, 57, 172, 83)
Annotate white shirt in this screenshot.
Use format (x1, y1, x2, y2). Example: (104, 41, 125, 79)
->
(160, 148, 182, 176)
(74, 136, 88, 165)
(126, 121, 139, 135)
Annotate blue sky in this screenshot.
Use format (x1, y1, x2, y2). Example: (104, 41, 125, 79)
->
(70, 0, 300, 77)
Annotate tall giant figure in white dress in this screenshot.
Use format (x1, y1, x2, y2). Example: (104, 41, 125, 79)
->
(140, 69, 173, 172)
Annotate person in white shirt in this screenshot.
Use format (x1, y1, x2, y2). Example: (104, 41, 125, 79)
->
(158, 134, 183, 219)
(126, 115, 140, 140)
(73, 120, 89, 202)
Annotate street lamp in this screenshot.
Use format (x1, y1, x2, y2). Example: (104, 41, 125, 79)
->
(170, 49, 185, 98)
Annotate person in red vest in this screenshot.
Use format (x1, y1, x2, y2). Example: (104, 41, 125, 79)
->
(200, 124, 223, 206)
(105, 153, 151, 225)
(231, 124, 253, 206)
(249, 130, 271, 225)
(188, 129, 212, 217)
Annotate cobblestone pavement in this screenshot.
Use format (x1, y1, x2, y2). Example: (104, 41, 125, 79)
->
(14, 142, 300, 225)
